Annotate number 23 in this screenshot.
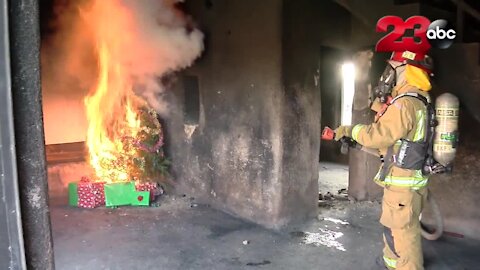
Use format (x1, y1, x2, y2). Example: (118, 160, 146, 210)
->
(376, 16, 431, 54)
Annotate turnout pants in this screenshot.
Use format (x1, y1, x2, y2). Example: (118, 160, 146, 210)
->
(380, 186, 428, 270)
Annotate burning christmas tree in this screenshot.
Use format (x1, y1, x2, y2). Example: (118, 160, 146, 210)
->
(80, 0, 202, 185)
(52, 0, 204, 208)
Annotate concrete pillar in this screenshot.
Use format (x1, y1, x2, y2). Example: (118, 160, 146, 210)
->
(348, 50, 382, 201)
(9, 0, 55, 269)
(168, 0, 322, 228)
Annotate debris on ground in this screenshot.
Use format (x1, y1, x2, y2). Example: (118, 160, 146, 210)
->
(302, 228, 346, 251)
(318, 192, 337, 208)
(318, 189, 349, 207)
(318, 189, 350, 207)
(323, 217, 349, 225)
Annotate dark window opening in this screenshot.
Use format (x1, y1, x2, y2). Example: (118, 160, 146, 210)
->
(183, 75, 200, 125)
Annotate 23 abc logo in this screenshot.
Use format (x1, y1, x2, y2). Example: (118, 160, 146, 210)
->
(375, 16, 456, 53)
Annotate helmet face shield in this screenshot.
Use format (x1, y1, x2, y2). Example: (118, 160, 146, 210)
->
(379, 63, 396, 86)
(374, 63, 397, 103)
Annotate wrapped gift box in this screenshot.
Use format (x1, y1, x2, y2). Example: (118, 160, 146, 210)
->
(68, 177, 106, 208)
(104, 182, 150, 207)
(135, 182, 161, 201)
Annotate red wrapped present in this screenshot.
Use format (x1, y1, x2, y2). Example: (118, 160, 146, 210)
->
(77, 177, 106, 208)
(135, 182, 162, 201)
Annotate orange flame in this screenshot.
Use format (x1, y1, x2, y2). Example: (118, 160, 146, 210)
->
(83, 1, 142, 183)
(84, 42, 140, 182)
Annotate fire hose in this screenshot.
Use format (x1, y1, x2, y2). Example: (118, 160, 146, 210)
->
(321, 127, 443, 240)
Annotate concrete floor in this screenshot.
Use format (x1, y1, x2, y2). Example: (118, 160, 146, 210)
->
(50, 193, 480, 270)
(50, 163, 480, 270)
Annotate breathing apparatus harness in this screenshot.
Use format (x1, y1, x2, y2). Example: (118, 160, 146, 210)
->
(376, 92, 451, 182)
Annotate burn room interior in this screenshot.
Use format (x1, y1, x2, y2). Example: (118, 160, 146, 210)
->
(2, 0, 480, 269)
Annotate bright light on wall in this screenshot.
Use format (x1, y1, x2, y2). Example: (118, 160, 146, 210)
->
(341, 62, 355, 126)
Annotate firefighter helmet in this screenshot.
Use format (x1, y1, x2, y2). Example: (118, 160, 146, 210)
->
(391, 51, 434, 75)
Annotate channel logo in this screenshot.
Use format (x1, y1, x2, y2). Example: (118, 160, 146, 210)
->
(375, 16, 456, 53)
(427, 19, 456, 49)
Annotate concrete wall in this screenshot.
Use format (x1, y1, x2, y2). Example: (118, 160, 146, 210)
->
(164, 0, 322, 228)
(430, 44, 480, 123)
(42, 92, 87, 145)
(347, 0, 420, 49)
(40, 0, 90, 145)
(292, 1, 352, 164)
(281, 0, 335, 224)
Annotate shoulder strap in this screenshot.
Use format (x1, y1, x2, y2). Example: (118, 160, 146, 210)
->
(375, 92, 430, 122)
(388, 92, 435, 143)
(391, 92, 430, 107)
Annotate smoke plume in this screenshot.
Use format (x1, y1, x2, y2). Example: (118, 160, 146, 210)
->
(42, 0, 204, 115)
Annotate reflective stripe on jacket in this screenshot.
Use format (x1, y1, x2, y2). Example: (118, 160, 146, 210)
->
(351, 84, 430, 189)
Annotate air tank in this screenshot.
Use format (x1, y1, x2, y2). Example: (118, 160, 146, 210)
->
(433, 93, 459, 166)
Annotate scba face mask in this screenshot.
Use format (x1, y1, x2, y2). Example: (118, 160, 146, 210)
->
(374, 62, 406, 103)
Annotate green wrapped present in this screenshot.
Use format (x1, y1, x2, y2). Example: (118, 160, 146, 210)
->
(68, 182, 79, 206)
(104, 182, 150, 207)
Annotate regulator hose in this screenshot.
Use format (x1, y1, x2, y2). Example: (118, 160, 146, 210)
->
(420, 190, 443, 241)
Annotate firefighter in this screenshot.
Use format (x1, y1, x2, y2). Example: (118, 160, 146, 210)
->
(334, 51, 433, 270)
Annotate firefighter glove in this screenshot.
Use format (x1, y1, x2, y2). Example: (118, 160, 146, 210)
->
(334, 125, 352, 141)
